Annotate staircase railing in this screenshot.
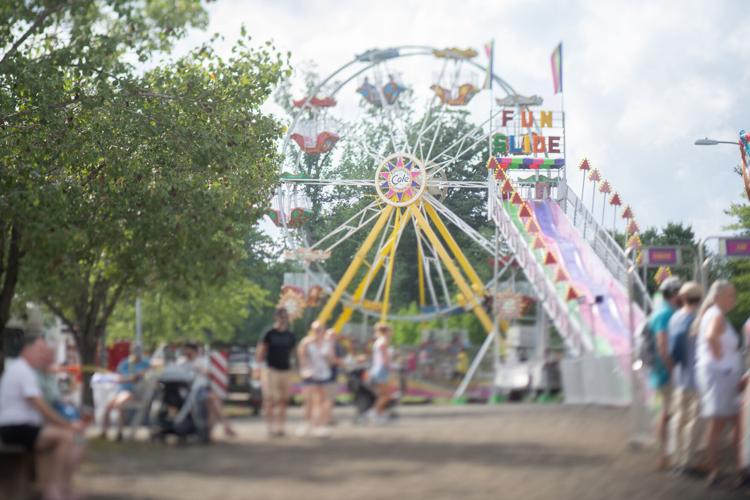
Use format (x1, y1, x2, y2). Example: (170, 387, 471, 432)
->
(491, 192, 593, 355)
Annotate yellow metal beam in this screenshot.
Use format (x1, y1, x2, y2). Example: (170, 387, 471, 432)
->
(318, 205, 395, 325)
(416, 233, 426, 307)
(332, 222, 393, 332)
(331, 206, 408, 332)
(380, 209, 403, 321)
(424, 203, 485, 295)
(410, 204, 495, 335)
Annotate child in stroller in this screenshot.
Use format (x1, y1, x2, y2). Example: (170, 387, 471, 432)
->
(149, 365, 212, 443)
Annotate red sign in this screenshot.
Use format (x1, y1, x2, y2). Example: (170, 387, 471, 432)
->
(723, 238, 750, 258)
(646, 247, 679, 266)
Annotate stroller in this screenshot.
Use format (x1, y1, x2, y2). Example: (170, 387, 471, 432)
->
(346, 365, 398, 424)
(149, 365, 211, 443)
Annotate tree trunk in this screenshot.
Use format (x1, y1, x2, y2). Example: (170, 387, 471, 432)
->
(0, 224, 23, 374)
(78, 324, 99, 407)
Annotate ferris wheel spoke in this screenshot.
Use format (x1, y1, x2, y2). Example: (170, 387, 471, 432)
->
(304, 201, 382, 254)
(428, 129, 490, 179)
(424, 106, 503, 168)
(424, 194, 503, 256)
(412, 217, 445, 312)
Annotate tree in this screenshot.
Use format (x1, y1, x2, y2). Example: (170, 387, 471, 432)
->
(723, 201, 750, 328)
(2, 2, 289, 399)
(0, 0, 209, 335)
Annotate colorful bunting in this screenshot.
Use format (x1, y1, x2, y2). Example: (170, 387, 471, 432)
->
(532, 235, 545, 249)
(554, 267, 568, 282)
(544, 251, 557, 265)
(501, 179, 514, 193)
(599, 180, 612, 194)
(511, 192, 523, 205)
(609, 192, 622, 206)
(627, 219, 640, 235)
(566, 286, 580, 301)
(588, 168, 601, 182)
(490, 157, 565, 171)
(621, 205, 634, 219)
(486, 156, 499, 171)
(518, 203, 532, 218)
(579, 158, 591, 171)
(626, 234, 642, 250)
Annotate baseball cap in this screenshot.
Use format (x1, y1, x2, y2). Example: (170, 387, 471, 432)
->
(658, 276, 683, 297)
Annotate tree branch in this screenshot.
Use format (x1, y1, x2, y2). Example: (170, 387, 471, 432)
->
(42, 298, 79, 346)
(0, 4, 64, 68)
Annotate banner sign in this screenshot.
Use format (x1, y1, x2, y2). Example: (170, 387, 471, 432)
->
(644, 247, 680, 267)
(721, 238, 750, 258)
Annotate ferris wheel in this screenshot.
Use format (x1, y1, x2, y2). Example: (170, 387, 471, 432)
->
(271, 45, 557, 333)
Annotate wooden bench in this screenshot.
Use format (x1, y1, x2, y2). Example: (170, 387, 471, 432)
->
(0, 443, 35, 499)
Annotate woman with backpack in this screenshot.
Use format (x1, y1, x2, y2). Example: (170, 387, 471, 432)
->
(694, 280, 742, 486)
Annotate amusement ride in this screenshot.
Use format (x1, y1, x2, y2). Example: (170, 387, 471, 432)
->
(269, 44, 654, 401)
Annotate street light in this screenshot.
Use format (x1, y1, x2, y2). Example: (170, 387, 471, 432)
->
(694, 137, 739, 146)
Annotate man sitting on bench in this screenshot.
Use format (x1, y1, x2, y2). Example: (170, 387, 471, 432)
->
(0, 335, 84, 500)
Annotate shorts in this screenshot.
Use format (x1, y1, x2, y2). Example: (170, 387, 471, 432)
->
(262, 368, 290, 403)
(0, 424, 41, 451)
(369, 367, 390, 385)
(302, 378, 329, 385)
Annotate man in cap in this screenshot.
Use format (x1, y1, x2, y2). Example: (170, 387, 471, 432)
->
(649, 275, 683, 470)
(667, 282, 704, 474)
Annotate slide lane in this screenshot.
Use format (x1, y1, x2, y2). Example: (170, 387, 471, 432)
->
(531, 200, 644, 356)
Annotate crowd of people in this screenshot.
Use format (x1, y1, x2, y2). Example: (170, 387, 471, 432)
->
(649, 277, 749, 487)
(254, 307, 395, 439)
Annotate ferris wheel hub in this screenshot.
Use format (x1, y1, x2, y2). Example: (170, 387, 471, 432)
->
(374, 152, 427, 207)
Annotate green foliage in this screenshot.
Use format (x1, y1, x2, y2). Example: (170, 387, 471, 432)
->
(391, 303, 421, 346)
(0, 1, 290, 390)
(724, 201, 750, 328)
(107, 275, 269, 347)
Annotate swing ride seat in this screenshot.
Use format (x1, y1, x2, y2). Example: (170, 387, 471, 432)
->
(430, 83, 480, 106)
(292, 96, 336, 108)
(290, 131, 340, 154)
(264, 208, 282, 227)
(287, 207, 313, 228)
(357, 81, 406, 107)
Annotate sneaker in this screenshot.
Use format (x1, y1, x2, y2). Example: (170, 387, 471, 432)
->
(312, 426, 331, 438)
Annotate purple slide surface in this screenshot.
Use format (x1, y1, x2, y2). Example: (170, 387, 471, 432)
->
(532, 200, 644, 356)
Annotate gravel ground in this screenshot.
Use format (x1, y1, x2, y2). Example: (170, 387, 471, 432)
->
(78, 404, 748, 500)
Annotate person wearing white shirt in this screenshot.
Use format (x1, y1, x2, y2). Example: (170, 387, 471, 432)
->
(0, 335, 85, 500)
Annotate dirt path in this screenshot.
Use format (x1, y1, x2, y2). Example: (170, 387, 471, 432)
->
(79, 404, 748, 500)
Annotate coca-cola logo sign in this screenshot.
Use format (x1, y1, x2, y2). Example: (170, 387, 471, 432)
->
(390, 169, 410, 190)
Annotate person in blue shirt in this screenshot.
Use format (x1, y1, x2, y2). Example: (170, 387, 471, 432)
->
(649, 276, 683, 470)
(667, 282, 703, 474)
(99, 348, 150, 441)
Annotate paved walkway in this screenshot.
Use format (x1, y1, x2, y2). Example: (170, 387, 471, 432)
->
(80, 404, 748, 500)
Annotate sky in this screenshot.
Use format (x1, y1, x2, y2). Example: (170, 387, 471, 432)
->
(177, 0, 750, 240)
